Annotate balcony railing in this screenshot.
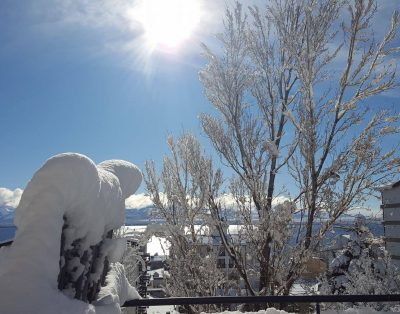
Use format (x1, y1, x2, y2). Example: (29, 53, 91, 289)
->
(122, 294, 400, 314)
(2, 238, 399, 313)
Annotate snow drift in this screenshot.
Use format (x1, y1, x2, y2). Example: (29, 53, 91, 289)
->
(0, 153, 142, 314)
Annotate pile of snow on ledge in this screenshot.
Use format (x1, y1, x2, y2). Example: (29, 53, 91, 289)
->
(0, 153, 142, 314)
(204, 307, 400, 314)
(203, 309, 293, 314)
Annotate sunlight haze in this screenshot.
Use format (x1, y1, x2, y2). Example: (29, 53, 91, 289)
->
(130, 0, 203, 52)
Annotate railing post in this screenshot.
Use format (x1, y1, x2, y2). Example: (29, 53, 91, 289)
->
(316, 302, 321, 314)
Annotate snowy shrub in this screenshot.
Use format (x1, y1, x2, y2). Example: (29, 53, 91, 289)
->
(320, 215, 400, 311)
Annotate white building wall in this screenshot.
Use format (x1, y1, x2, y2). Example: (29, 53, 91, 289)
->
(381, 186, 400, 205)
(381, 183, 400, 267)
(384, 225, 400, 238)
(384, 207, 400, 221)
(386, 242, 400, 256)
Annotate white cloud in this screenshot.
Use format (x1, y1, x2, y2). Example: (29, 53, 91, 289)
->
(0, 188, 23, 208)
(125, 193, 153, 209)
(216, 194, 239, 209)
(347, 206, 381, 219)
(125, 192, 291, 211)
(4, 189, 154, 211)
(24, 0, 226, 73)
(0, 188, 155, 210)
(31, 0, 132, 30)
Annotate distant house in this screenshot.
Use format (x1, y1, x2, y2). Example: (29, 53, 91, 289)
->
(147, 269, 167, 298)
(379, 180, 400, 268)
(192, 223, 257, 295)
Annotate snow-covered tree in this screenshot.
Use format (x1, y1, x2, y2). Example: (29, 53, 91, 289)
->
(199, 0, 400, 296)
(145, 134, 228, 313)
(321, 215, 400, 310)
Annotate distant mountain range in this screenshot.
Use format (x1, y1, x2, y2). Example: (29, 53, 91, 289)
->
(1, 204, 382, 227)
(0, 205, 15, 226)
(0, 205, 383, 243)
(126, 206, 153, 225)
(0, 205, 154, 227)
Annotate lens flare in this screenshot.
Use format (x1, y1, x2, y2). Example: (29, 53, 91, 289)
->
(131, 0, 202, 52)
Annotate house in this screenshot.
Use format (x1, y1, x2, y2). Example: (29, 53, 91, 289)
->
(192, 223, 257, 295)
(147, 269, 167, 298)
(379, 180, 400, 268)
(149, 254, 166, 270)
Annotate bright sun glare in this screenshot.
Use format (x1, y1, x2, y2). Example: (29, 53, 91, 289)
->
(133, 0, 202, 52)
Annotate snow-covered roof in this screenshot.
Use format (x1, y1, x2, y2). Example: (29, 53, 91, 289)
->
(151, 254, 166, 261)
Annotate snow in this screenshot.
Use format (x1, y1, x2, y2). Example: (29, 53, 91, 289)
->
(322, 308, 400, 314)
(203, 309, 294, 314)
(147, 235, 170, 255)
(0, 153, 142, 314)
(147, 304, 178, 314)
(103, 238, 129, 263)
(95, 262, 141, 306)
(202, 309, 400, 314)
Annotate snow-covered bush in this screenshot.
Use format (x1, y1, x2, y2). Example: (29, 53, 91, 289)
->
(0, 153, 142, 314)
(321, 215, 400, 311)
(146, 134, 231, 313)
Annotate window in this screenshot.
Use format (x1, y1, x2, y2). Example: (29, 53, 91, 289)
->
(217, 259, 225, 268)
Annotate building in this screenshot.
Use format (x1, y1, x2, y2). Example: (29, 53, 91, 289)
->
(379, 180, 400, 268)
(125, 230, 150, 314)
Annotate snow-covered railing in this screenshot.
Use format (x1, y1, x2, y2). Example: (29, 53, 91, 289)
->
(123, 294, 400, 314)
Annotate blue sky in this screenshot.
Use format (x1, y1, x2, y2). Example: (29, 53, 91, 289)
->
(0, 0, 225, 191)
(0, 0, 399, 215)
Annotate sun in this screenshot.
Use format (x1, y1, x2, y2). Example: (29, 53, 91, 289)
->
(132, 0, 202, 52)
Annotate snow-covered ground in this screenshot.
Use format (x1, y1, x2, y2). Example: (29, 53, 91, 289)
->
(202, 309, 293, 314)
(147, 304, 177, 314)
(202, 308, 400, 314)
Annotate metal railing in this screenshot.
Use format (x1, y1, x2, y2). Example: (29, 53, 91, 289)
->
(122, 294, 400, 314)
(2, 237, 399, 313)
(0, 240, 13, 247)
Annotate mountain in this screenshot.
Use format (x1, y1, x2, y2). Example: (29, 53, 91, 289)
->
(0, 205, 382, 226)
(125, 206, 154, 225)
(0, 206, 16, 243)
(0, 205, 15, 226)
(0, 205, 154, 227)
(0, 205, 383, 242)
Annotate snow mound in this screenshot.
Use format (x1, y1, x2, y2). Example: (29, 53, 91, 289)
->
(203, 309, 293, 314)
(95, 262, 141, 306)
(323, 308, 399, 314)
(205, 308, 399, 314)
(0, 153, 142, 314)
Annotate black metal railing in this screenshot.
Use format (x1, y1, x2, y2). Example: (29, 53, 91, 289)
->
(1, 237, 399, 313)
(0, 240, 13, 247)
(123, 294, 400, 314)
